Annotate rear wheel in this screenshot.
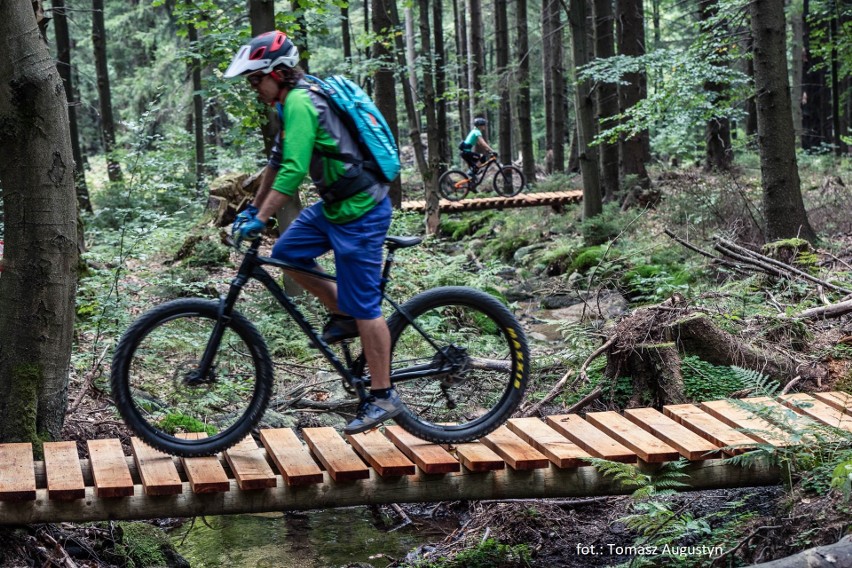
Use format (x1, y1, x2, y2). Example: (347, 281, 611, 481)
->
(493, 165, 525, 197)
(386, 287, 529, 443)
(438, 170, 472, 201)
(110, 299, 273, 456)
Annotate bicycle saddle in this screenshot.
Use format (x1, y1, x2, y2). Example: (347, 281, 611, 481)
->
(385, 236, 422, 251)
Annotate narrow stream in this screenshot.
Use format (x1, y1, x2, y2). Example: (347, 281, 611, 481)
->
(172, 507, 454, 567)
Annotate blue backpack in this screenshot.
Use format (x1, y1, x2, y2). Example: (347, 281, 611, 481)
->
(304, 75, 401, 184)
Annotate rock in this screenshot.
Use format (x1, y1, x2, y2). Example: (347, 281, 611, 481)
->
(543, 291, 628, 323)
(513, 243, 548, 264)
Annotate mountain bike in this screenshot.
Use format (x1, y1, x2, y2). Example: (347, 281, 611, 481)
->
(110, 236, 530, 457)
(438, 153, 525, 201)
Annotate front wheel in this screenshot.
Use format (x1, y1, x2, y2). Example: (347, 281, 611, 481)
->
(438, 170, 472, 201)
(493, 165, 525, 197)
(110, 299, 273, 456)
(386, 287, 529, 443)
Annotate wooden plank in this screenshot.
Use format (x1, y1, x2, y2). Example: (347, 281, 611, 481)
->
(454, 442, 505, 472)
(699, 400, 790, 446)
(224, 436, 277, 490)
(780, 393, 852, 433)
(383, 426, 460, 474)
(585, 411, 681, 463)
(260, 428, 324, 486)
(546, 414, 636, 462)
(43, 441, 85, 500)
(623, 408, 721, 460)
(176, 433, 230, 494)
(347, 430, 416, 477)
(742, 396, 822, 432)
(663, 404, 755, 455)
(0, 443, 36, 501)
(480, 426, 550, 470)
(507, 418, 591, 468)
(130, 438, 182, 496)
(302, 427, 369, 482)
(812, 391, 852, 415)
(87, 439, 134, 498)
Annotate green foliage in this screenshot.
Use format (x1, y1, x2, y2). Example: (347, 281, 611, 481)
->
(579, 202, 627, 245)
(157, 413, 218, 436)
(411, 539, 532, 568)
(680, 356, 746, 400)
(115, 522, 173, 568)
(439, 212, 496, 241)
(571, 245, 609, 272)
(831, 457, 852, 500)
(181, 238, 231, 268)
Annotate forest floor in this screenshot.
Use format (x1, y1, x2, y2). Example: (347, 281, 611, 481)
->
(3, 164, 852, 567)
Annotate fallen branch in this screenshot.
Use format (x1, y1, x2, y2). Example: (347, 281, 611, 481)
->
(68, 345, 110, 415)
(713, 241, 791, 279)
(795, 298, 852, 319)
(565, 386, 603, 413)
(716, 238, 852, 295)
(663, 229, 747, 272)
(521, 368, 575, 417)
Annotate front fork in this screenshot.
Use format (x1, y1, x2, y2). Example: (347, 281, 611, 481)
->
(191, 268, 250, 384)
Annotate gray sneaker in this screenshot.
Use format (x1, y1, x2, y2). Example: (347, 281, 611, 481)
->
(344, 389, 404, 434)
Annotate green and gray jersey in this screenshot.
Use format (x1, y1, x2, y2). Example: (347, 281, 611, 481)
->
(461, 127, 482, 150)
(269, 81, 388, 223)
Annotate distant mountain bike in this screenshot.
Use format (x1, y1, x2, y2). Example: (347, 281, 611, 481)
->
(110, 236, 530, 457)
(438, 153, 526, 201)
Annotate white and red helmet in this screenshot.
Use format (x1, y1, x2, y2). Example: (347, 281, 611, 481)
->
(224, 31, 299, 78)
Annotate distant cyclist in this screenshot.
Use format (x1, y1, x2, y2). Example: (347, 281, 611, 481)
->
(459, 117, 496, 176)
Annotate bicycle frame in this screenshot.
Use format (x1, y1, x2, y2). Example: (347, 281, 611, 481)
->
(470, 156, 498, 189)
(195, 239, 453, 402)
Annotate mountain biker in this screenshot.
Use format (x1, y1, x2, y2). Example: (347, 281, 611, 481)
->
(224, 30, 401, 434)
(459, 117, 496, 176)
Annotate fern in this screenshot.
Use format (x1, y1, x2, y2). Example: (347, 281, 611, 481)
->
(730, 365, 779, 396)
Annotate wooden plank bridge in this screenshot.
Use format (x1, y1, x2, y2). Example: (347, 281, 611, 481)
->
(0, 392, 849, 525)
(400, 190, 583, 213)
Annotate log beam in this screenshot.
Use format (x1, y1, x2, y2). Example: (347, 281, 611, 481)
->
(0, 459, 781, 525)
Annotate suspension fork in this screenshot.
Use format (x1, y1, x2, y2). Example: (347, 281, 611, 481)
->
(191, 251, 255, 382)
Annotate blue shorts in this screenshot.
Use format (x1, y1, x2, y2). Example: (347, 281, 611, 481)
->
(271, 197, 392, 319)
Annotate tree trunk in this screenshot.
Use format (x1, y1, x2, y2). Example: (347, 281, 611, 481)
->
(187, 24, 205, 191)
(341, 4, 352, 61)
(750, 0, 817, 243)
(801, 0, 828, 150)
(516, 0, 536, 183)
(382, 0, 428, 209)
(52, 0, 91, 213)
(433, 0, 449, 166)
(542, 0, 554, 172)
(419, 0, 441, 234)
(0, 0, 78, 444)
(468, 0, 484, 115)
(404, 6, 420, 127)
(249, 0, 278, 157)
(615, 0, 650, 189)
(495, 0, 512, 164)
(829, 0, 844, 155)
(290, 0, 310, 73)
(790, 3, 804, 148)
(453, 0, 470, 129)
(372, 0, 403, 206)
(699, 0, 732, 171)
(569, 0, 603, 224)
(593, 0, 619, 199)
(92, 0, 123, 182)
(550, 2, 566, 173)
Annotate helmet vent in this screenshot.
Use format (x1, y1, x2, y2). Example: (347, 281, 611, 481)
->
(249, 47, 267, 60)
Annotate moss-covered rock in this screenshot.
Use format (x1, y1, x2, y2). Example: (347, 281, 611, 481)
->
(114, 522, 189, 568)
